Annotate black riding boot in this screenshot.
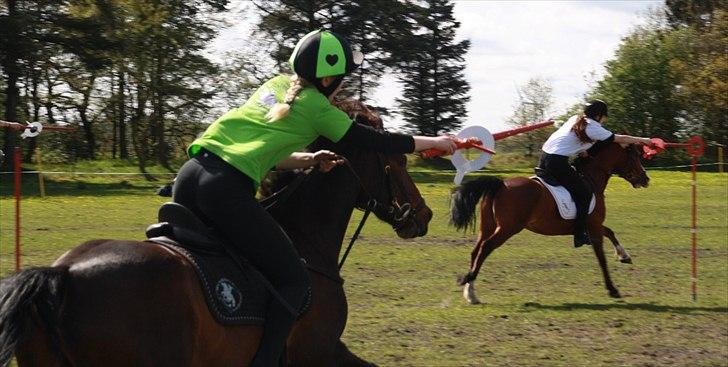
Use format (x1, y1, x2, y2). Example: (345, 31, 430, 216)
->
(573, 209, 591, 248)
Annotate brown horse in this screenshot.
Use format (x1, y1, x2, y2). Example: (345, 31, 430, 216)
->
(0, 100, 432, 366)
(271, 99, 432, 366)
(451, 143, 648, 304)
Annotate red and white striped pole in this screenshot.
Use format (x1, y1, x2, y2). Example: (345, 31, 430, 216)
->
(644, 136, 704, 301)
(690, 155, 698, 301)
(0, 120, 75, 272)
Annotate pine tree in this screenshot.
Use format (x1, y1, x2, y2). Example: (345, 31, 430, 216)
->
(251, 0, 416, 104)
(396, 0, 470, 135)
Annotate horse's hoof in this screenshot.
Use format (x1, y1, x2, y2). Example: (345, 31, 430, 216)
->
(609, 289, 622, 298)
(467, 297, 481, 305)
(456, 274, 470, 286)
(463, 283, 482, 304)
(619, 257, 633, 264)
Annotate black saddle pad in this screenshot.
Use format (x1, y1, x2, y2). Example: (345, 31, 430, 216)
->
(148, 237, 269, 326)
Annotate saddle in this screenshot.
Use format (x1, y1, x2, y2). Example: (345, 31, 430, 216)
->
(533, 168, 595, 220)
(145, 203, 285, 325)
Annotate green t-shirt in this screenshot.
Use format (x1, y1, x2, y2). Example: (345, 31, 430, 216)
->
(189, 75, 353, 187)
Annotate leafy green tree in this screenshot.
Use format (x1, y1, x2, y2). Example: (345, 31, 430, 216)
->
(590, 24, 689, 141)
(96, 0, 227, 174)
(665, 0, 727, 28)
(500, 78, 554, 157)
(396, 0, 470, 135)
(0, 0, 116, 168)
(668, 7, 728, 146)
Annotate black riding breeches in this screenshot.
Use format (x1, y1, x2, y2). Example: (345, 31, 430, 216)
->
(173, 150, 310, 366)
(538, 153, 591, 228)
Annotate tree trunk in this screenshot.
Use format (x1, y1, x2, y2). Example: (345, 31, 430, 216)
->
(118, 69, 128, 159)
(152, 52, 170, 170)
(24, 64, 41, 161)
(2, 0, 21, 170)
(78, 75, 96, 159)
(111, 68, 117, 158)
(130, 84, 155, 180)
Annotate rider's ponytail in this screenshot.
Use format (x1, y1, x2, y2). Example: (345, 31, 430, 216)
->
(572, 113, 594, 144)
(573, 99, 608, 143)
(266, 75, 306, 123)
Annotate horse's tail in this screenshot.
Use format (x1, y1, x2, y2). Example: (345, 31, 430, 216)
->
(450, 176, 504, 231)
(0, 266, 69, 365)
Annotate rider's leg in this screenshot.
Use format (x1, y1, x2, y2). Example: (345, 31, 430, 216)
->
(538, 154, 592, 247)
(173, 154, 310, 366)
(557, 170, 591, 246)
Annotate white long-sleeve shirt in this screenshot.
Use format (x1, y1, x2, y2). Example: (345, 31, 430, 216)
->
(542, 115, 614, 157)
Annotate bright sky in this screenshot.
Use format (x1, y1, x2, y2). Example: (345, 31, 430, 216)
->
(212, 0, 663, 132)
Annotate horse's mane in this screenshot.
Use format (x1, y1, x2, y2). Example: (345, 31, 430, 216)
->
(259, 99, 383, 199)
(573, 143, 640, 172)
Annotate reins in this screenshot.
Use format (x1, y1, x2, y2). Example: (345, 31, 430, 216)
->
(259, 168, 316, 210)
(337, 157, 377, 270)
(259, 154, 411, 271)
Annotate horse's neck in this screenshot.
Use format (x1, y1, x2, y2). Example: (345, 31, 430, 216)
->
(581, 155, 617, 194)
(274, 167, 361, 264)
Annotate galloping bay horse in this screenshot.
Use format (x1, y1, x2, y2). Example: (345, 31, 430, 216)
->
(267, 99, 432, 366)
(451, 143, 649, 304)
(0, 100, 432, 366)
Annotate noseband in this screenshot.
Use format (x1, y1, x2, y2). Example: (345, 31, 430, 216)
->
(352, 154, 423, 229)
(337, 154, 424, 269)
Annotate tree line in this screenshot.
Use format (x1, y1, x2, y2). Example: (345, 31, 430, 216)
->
(0, 0, 470, 174)
(502, 1, 726, 163)
(1, 1, 725, 173)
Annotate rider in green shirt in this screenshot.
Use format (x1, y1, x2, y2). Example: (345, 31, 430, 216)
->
(174, 29, 456, 366)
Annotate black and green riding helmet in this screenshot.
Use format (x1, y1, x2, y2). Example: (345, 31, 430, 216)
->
(289, 29, 363, 96)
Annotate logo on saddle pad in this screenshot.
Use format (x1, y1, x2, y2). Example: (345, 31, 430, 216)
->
(215, 278, 243, 313)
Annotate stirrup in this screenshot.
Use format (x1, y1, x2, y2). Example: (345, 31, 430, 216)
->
(573, 231, 592, 248)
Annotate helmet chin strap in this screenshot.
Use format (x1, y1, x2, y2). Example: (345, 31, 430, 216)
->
(313, 75, 344, 97)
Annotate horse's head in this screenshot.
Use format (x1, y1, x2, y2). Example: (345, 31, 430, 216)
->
(614, 144, 650, 188)
(325, 99, 433, 238)
(579, 142, 650, 188)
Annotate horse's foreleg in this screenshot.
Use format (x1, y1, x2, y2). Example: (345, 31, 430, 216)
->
(591, 231, 621, 298)
(603, 225, 632, 264)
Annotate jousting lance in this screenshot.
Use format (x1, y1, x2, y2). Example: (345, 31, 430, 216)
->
(0, 120, 76, 139)
(421, 119, 555, 184)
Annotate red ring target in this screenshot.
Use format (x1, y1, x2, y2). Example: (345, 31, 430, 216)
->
(686, 136, 704, 158)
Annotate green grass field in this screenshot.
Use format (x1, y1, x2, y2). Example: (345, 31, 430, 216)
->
(0, 161, 726, 366)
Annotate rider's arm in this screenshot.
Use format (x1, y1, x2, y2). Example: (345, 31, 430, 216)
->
(614, 134, 652, 145)
(337, 123, 456, 154)
(275, 151, 343, 171)
(586, 121, 651, 145)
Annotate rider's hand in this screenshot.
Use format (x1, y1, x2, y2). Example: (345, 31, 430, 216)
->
(639, 137, 653, 146)
(432, 136, 458, 155)
(313, 150, 344, 172)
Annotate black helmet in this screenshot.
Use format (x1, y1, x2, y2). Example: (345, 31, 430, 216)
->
(584, 100, 608, 119)
(289, 29, 363, 96)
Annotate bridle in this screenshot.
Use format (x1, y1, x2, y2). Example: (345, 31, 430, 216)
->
(337, 153, 424, 269)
